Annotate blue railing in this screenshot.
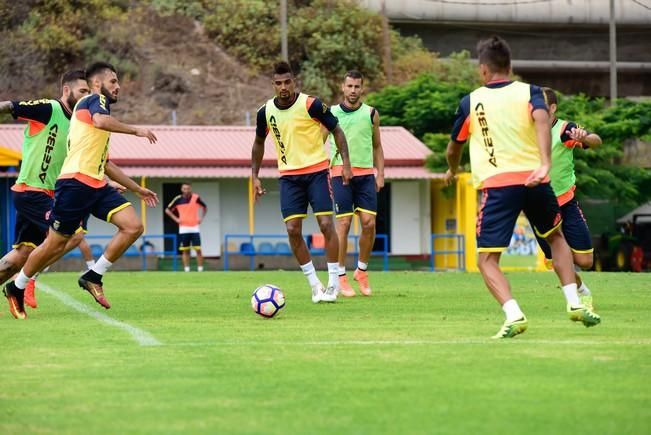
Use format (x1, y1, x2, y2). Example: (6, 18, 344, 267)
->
(223, 233, 389, 271)
(70, 234, 179, 271)
(430, 234, 465, 272)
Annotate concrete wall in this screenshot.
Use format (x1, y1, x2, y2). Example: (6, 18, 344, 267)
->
(389, 180, 431, 255)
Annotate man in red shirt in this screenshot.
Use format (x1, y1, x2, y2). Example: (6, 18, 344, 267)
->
(166, 182, 207, 272)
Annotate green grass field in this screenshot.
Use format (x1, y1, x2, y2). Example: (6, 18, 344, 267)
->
(1, 271, 650, 434)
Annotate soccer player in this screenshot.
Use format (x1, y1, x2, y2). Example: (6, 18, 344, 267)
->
(0, 70, 93, 310)
(535, 87, 602, 309)
(328, 70, 384, 297)
(165, 182, 207, 272)
(3, 62, 159, 318)
(251, 61, 353, 303)
(444, 36, 600, 338)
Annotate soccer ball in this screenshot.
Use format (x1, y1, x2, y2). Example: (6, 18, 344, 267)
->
(251, 284, 285, 318)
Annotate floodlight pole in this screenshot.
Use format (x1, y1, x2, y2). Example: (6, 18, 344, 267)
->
(609, 0, 617, 104)
(281, 0, 288, 62)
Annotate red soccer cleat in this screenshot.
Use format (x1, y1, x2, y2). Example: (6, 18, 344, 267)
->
(24, 278, 37, 309)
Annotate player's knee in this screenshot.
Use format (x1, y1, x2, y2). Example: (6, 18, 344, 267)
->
(361, 218, 375, 233)
(318, 219, 335, 237)
(574, 254, 593, 269)
(285, 222, 302, 239)
(15, 245, 35, 260)
(123, 222, 144, 239)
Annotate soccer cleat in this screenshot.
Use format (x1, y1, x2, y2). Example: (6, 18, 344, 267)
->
(579, 294, 594, 311)
(353, 269, 372, 296)
(78, 276, 111, 309)
(321, 285, 337, 303)
(311, 283, 325, 304)
(567, 304, 600, 327)
(338, 275, 355, 297)
(24, 278, 37, 309)
(491, 317, 528, 339)
(3, 281, 27, 320)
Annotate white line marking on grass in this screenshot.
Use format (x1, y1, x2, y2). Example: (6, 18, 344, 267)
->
(171, 338, 651, 347)
(38, 282, 162, 347)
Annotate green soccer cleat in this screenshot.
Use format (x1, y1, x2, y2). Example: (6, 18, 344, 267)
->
(567, 304, 601, 327)
(491, 317, 528, 339)
(579, 294, 594, 311)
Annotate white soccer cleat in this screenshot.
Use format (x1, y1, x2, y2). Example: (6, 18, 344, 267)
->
(311, 283, 325, 304)
(321, 285, 337, 303)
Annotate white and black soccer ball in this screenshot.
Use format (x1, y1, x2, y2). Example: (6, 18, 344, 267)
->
(251, 284, 285, 318)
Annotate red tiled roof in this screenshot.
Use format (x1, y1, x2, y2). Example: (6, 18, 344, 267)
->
(121, 165, 442, 180)
(0, 124, 431, 167)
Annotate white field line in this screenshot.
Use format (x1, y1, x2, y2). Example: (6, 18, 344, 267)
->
(37, 282, 162, 347)
(171, 338, 651, 347)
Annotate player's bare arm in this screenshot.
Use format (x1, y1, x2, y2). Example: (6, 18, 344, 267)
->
(0, 101, 13, 114)
(251, 135, 267, 202)
(569, 127, 602, 149)
(445, 140, 464, 186)
(331, 125, 352, 185)
(526, 108, 552, 187)
(164, 207, 180, 224)
(372, 110, 385, 191)
(92, 114, 157, 144)
(105, 161, 159, 207)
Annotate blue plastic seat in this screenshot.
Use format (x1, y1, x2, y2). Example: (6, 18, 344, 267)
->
(90, 244, 104, 257)
(274, 242, 291, 255)
(64, 247, 81, 258)
(257, 242, 275, 255)
(240, 242, 255, 256)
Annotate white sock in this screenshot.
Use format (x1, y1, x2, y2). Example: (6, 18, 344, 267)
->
(300, 261, 321, 287)
(338, 265, 346, 276)
(15, 270, 31, 290)
(91, 255, 113, 276)
(562, 283, 580, 306)
(578, 282, 592, 296)
(184, 266, 190, 272)
(357, 261, 368, 271)
(86, 260, 96, 270)
(502, 299, 525, 322)
(197, 266, 204, 272)
(327, 262, 339, 289)
(42, 266, 50, 273)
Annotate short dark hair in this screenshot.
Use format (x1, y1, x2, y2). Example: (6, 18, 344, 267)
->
(272, 61, 293, 77)
(60, 69, 86, 88)
(542, 87, 558, 106)
(477, 36, 511, 73)
(181, 181, 192, 187)
(86, 62, 117, 81)
(343, 70, 364, 83)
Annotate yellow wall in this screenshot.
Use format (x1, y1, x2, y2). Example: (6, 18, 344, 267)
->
(430, 173, 477, 271)
(431, 172, 546, 272)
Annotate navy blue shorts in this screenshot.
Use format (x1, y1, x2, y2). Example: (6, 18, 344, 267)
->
(12, 191, 52, 248)
(179, 233, 201, 251)
(477, 183, 562, 252)
(278, 169, 333, 222)
(50, 179, 131, 236)
(332, 174, 377, 217)
(536, 198, 592, 259)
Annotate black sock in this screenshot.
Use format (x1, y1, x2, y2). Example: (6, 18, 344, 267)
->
(82, 269, 103, 284)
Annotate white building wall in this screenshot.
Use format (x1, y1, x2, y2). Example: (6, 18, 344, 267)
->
(85, 177, 431, 257)
(390, 180, 430, 255)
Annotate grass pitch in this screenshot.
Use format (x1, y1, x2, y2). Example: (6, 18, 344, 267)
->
(1, 271, 650, 434)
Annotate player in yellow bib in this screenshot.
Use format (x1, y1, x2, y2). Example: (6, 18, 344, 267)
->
(252, 61, 353, 303)
(3, 62, 159, 316)
(328, 70, 384, 297)
(445, 36, 600, 338)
